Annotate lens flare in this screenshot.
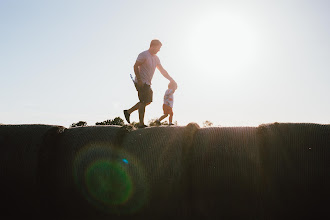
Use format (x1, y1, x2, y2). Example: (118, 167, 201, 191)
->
(73, 142, 149, 214)
(85, 160, 133, 205)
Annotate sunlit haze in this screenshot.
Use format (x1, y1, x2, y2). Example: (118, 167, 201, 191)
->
(1, 0, 329, 127)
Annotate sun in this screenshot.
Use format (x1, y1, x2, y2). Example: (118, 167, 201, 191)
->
(187, 12, 259, 78)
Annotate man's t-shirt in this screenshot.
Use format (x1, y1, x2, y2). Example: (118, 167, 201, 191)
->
(134, 50, 161, 85)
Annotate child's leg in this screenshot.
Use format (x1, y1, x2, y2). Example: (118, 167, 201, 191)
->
(169, 113, 173, 124)
(159, 114, 168, 122)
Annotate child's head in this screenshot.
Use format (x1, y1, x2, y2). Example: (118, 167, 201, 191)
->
(168, 81, 177, 91)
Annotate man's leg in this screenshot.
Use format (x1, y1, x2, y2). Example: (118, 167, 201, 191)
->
(128, 103, 140, 114)
(138, 102, 150, 126)
(124, 102, 140, 124)
(138, 103, 146, 126)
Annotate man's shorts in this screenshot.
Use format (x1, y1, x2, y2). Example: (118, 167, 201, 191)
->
(163, 104, 173, 115)
(137, 83, 153, 104)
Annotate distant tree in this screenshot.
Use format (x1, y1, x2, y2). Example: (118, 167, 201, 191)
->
(112, 117, 125, 126)
(70, 121, 87, 128)
(95, 117, 125, 126)
(95, 120, 110, 125)
(203, 120, 213, 127)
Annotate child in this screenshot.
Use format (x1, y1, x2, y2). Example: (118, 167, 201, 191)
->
(156, 81, 177, 126)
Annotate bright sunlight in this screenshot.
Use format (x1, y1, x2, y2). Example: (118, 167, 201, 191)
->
(188, 11, 260, 79)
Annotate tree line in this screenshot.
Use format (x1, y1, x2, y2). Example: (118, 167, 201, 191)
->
(70, 117, 172, 128)
(70, 118, 214, 128)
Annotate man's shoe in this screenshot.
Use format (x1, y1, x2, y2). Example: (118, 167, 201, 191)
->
(137, 124, 148, 129)
(123, 110, 130, 123)
(169, 123, 175, 126)
(155, 120, 161, 126)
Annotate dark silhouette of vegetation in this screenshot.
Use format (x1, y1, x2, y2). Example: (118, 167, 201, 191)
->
(95, 117, 125, 126)
(70, 117, 213, 128)
(70, 121, 87, 128)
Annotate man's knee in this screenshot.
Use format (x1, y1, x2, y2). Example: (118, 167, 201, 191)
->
(140, 102, 151, 106)
(139, 102, 151, 110)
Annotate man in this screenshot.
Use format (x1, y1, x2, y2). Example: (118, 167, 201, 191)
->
(124, 39, 176, 128)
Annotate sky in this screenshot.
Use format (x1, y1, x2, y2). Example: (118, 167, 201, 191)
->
(1, 0, 329, 128)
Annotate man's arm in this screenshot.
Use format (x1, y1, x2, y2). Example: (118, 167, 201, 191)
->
(134, 60, 144, 87)
(157, 64, 175, 82)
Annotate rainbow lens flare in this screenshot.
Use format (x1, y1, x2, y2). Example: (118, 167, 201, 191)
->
(73, 142, 149, 214)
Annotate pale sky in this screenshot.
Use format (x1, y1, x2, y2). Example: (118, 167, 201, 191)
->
(1, 0, 329, 127)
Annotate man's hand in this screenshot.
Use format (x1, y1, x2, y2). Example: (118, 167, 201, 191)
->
(134, 60, 144, 89)
(137, 79, 143, 88)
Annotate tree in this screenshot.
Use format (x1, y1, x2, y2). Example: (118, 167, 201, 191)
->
(95, 117, 125, 126)
(70, 121, 87, 128)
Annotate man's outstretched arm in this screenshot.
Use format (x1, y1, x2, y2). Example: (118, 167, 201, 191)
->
(157, 64, 175, 82)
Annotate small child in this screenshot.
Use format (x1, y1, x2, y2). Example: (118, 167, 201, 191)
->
(156, 81, 177, 126)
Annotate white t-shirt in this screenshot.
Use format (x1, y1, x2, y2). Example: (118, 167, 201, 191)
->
(163, 89, 174, 108)
(134, 50, 161, 85)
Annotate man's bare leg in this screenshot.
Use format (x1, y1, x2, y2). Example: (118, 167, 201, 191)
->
(124, 102, 150, 125)
(127, 102, 140, 114)
(124, 102, 139, 124)
(138, 103, 146, 126)
(138, 102, 151, 126)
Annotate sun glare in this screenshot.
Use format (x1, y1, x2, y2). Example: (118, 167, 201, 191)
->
(188, 12, 259, 78)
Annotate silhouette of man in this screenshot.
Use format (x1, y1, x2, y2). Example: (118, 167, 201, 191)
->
(124, 39, 175, 128)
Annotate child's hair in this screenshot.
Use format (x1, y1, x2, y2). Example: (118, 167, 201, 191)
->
(168, 81, 177, 90)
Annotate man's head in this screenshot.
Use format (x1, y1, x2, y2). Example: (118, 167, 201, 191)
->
(149, 39, 162, 55)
